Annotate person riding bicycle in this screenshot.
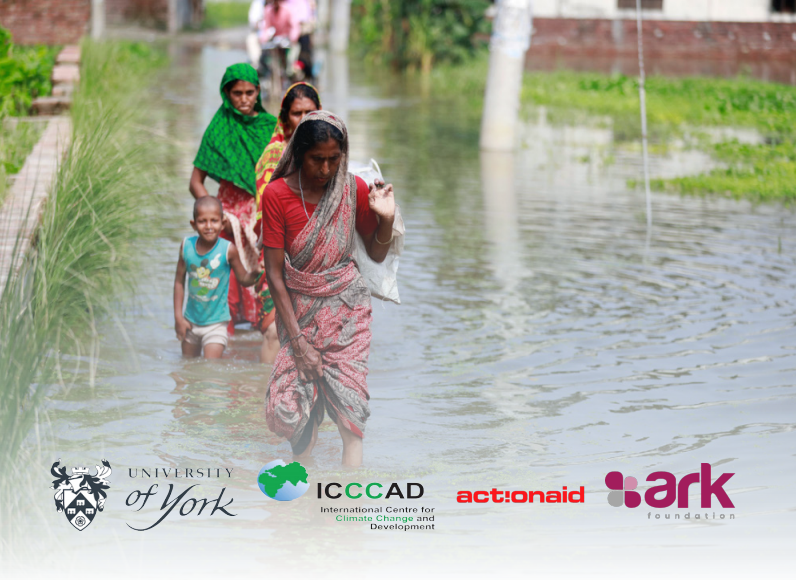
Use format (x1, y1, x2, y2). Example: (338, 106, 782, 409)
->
(258, 0, 301, 80)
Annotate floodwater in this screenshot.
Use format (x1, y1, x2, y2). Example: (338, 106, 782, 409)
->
(6, 41, 796, 579)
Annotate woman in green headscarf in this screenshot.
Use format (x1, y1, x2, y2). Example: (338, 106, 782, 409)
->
(190, 63, 277, 342)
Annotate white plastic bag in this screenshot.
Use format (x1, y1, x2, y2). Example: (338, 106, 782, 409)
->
(349, 159, 404, 304)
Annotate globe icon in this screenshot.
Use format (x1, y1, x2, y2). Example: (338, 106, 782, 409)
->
(257, 460, 309, 501)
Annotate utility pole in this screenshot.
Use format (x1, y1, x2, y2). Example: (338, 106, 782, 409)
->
(635, 0, 652, 233)
(316, 0, 331, 45)
(91, 0, 105, 40)
(480, 0, 533, 151)
(330, 0, 351, 53)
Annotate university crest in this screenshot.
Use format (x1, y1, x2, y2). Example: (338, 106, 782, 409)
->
(50, 459, 112, 531)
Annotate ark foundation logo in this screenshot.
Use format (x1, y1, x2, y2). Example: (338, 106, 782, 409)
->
(50, 459, 112, 531)
(606, 463, 736, 517)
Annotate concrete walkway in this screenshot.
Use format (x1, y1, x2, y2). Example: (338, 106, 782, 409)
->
(0, 116, 72, 293)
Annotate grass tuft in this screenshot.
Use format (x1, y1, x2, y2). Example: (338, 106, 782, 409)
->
(0, 40, 166, 537)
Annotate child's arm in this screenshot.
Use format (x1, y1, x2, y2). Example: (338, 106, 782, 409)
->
(173, 242, 192, 341)
(228, 243, 262, 287)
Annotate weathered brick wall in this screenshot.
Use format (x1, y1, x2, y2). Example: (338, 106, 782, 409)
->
(106, 0, 168, 27)
(0, 0, 91, 45)
(531, 18, 796, 61)
(106, 0, 202, 29)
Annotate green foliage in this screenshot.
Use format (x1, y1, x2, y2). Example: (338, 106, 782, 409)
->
(428, 55, 796, 201)
(204, 1, 250, 29)
(0, 40, 166, 513)
(651, 138, 796, 201)
(0, 120, 45, 204)
(522, 70, 796, 135)
(351, 0, 491, 70)
(0, 27, 59, 116)
(520, 69, 796, 201)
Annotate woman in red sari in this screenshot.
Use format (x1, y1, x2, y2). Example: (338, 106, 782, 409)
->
(262, 111, 395, 467)
(255, 82, 321, 364)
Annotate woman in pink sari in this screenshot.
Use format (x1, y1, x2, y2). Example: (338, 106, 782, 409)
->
(261, 111, 395, 466)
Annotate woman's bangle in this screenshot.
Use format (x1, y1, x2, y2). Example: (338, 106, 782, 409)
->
(293, 341, 311, 358)
(374, 229, 393, 245)
(288, 333, 304, 343)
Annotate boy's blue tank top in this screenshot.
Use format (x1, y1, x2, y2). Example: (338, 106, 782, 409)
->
(183, 235, 231, 326)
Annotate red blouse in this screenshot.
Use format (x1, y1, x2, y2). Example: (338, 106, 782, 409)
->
(261, 175, 378, 250)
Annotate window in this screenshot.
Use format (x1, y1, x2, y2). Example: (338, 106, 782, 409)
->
(618, 0, 663, 9)
(773, 0, 796, 13)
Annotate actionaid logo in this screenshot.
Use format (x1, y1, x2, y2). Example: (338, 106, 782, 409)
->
(606, 463, 735, 509)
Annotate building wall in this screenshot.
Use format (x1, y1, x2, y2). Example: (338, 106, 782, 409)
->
(0, 0, 91, 45)
(106, 0, 202, 29)
(530, 0, 793, 22)
(106, 0, 168, 26)
(530, 16, 796, 60)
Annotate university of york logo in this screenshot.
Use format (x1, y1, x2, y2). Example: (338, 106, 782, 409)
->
(50, 459, 112, 531)
(606, 472, 641, 508)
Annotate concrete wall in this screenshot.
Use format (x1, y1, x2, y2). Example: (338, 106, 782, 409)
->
(530, 0, 794, 22)
(0, 0, 91, 44)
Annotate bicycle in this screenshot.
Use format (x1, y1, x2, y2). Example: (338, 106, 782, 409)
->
(259, 35, 292, 100)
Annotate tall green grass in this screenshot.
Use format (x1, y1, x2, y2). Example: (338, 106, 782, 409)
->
(0, 40, 165, 540)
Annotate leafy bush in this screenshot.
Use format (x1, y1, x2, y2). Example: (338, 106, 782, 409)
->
(352, 0, 491, 70)
(0, 27, 58, 117)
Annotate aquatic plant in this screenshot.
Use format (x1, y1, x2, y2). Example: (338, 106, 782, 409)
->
(428, 52, 796, 201)
(0, 39, 166, 537)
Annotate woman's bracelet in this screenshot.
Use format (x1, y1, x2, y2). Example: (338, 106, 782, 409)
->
(288, 333, 304, 343)
(293, 341, 311, 358)
(374, 229, 393, 245)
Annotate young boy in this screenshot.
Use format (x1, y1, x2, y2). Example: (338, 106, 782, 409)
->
(174, 197, 262, 358)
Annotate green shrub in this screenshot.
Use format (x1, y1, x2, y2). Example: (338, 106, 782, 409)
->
(352, 0, 491, 70)
(204, 1, 250, 29)
(0, 27, 58, 116)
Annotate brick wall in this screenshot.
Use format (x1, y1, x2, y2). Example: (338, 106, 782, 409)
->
(530, 18, 796, 61)
(106, 0, 202, 29)
(106, 0, 168, 27)
(0, 0, 91, 45)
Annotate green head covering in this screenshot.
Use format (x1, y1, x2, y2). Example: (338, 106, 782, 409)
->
(193, 63, 277, 196)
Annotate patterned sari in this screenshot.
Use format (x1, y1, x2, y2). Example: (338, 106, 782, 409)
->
(265, 111, 372, 454)
(254, 82, 319, 333)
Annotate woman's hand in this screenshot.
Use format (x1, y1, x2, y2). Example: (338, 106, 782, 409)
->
(368, 178, 395, 223)
(293, 337, 323, 382)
